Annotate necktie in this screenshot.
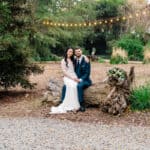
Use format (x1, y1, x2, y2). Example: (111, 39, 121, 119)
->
(76, 59, 80, 74)
(77, 59, 80, 67)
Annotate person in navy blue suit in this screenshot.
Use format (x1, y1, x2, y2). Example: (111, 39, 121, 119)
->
(61, 47, 92, 112)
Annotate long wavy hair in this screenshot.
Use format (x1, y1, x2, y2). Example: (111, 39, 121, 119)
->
(64, 48, 75, 67)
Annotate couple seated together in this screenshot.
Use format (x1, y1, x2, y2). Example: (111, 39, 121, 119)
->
(49, 47, 92, 114)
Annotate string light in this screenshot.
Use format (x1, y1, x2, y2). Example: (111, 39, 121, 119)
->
(46, 21, 49, 25)
(116, 18, 120, 21)
(135, 13, 139, 17)
(129, 15, 133, 19)
(105, 20, 108, 24)
(99, 21, 102, 24)
(83, 23, 87, 26)
(94, 22, 97, 25)
(142, 11, 146, 15)
(88, 23, 92, 26)
(42, 7, 149, 28)
(122, 16, 126, 20)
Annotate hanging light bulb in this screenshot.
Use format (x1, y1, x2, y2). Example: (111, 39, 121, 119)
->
(122, 16, 126, 20)
(94, 22, 97, 25)
(116, 18, 119, 21)
(99, 21, 102, 24)
(105, 20, 108, 24)
(89, 23, 92, 26)
(83, 23, 87, 26)
(129, 15, 133, 19)
(142, 11, 146, 15)
(135, 13, 139, 17)
(46, 21, 49, 25)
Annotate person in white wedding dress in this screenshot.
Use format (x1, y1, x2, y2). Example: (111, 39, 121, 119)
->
(49, 48, 80, 114)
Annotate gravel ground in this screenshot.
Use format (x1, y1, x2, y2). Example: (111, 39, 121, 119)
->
(0, 117, 149, 150)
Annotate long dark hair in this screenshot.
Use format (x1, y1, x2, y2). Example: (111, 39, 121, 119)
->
(64, 48, 75, 67)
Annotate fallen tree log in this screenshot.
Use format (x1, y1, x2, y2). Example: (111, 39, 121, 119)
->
(41, 66, 134, 115)
(41, 79, 110, 107)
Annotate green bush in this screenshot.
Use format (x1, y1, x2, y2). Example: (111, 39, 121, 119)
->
(0, 1, 43, 89)
(116, 35, 144, 61)
(129, 83, 150, 111)
(110, 56, 128, 64)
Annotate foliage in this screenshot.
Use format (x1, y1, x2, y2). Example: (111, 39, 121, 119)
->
(110, 47, 128, 64)
(110, 56, 128, 64)
(116, 34, 144, 61)
(0, 0, 43, 89)
(89, 0, 126, 55)
(98, 57, 105, 63)
(130, 83, 150, 111)
(35, 0, 126, 56)
(35, 0, 96, 57)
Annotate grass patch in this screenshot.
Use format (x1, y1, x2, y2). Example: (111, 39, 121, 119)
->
(110, 47, 128, 64)
(129, 83, 150, 111)
(98, 57, 105, 63)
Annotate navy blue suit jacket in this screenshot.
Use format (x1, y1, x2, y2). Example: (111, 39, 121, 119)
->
(74, 56, 92, 86)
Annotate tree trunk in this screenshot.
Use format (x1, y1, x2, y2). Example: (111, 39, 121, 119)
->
(41, 79, 110, 107)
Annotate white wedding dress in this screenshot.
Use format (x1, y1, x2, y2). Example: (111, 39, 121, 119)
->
(49, 59, 80, 114)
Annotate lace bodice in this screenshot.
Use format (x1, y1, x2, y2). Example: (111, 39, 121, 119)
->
(61, 59, 77, 78)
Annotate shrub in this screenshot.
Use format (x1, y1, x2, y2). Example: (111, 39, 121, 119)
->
(129, 83, 150, 111)
(110, 47, 128, 64)
(98, 57, 105, 63)
(116, 35, 144, 61)
(0, 1, 43, 89)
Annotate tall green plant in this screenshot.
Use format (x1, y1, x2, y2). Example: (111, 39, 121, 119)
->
(0, 0, 43, 89)
(129, 83, 150, 111)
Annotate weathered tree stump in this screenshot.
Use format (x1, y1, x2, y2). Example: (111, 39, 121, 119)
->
(101, 66, 135, 115)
